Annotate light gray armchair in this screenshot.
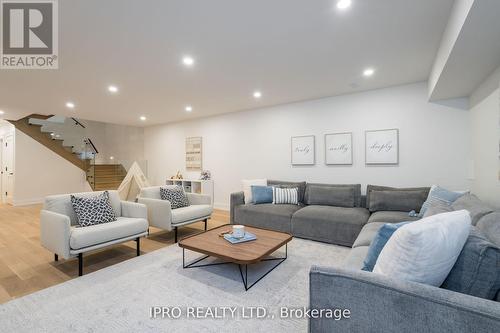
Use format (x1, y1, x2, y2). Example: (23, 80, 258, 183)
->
(40, 190, 149, 276)
(138, 186, 213, 242)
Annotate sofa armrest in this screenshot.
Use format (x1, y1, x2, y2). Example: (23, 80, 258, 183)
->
(40, 210, 72, 259)
(121, 201, 147, 219)
(309, 265, 500, 333)
(137, 197, 173, 231)
(187, 193, 212, 206)
(230, 191, 245, 224)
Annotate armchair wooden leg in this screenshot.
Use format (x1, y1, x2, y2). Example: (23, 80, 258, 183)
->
(174, 227, 178, 243)
(136, 237, 140, 256)
(204, 218, 208, 231)
(78, 253, 83, 276)
(54, 254, 58, 262)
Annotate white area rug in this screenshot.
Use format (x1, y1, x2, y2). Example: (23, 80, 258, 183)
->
(0, 238, 349, 333)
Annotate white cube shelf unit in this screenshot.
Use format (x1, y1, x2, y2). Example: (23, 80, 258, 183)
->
(165, 179, 214, 204)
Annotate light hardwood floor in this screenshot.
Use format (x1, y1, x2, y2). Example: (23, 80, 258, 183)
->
(0, 203, 229, 304)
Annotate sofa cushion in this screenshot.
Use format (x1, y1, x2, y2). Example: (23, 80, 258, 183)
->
(422, 201, 453, 218)
(70, 217, 148, 250)
(171, 204, 212, 224)
(451, 193, 494, 226)
(368, 189, 428, 213)
(306, 183, 361, 207)
(362, 221, 412, 272)
(268, 180, 306, 204)
(352, 222, 385, 248)
(366, 185, 430, 212)
(367, 211, 420, 224)
(44, 190, 122, 226)
(233, 204, 301, 233)
(305, 185, 355, 208)
(291, 205, 369, 246)
(342, 246, 369, 270)
(373, 210, 471, 287)
(140, 186, 162, 200)
(441, 227, 500, 300)
(476, 212, 500, 247)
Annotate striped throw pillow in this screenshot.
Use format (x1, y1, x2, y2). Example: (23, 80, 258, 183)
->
(273, 187, 299, 205)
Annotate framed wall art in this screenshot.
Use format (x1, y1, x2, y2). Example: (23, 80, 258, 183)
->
(365, 129, 399, 165)
(186, 136, 202, 171)
(291, 135, 315, 165)
(325, 132, 353, 165)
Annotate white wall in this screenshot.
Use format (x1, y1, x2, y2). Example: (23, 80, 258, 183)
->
(469, 66, 500, 207)
(13, 130, 91, 206)
(145, 82, 471, 210)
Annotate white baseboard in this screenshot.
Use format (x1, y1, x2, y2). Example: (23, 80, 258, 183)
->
(213, 202, 229, 211)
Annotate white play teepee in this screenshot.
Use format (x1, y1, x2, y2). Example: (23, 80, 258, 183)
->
(117, 161, 151, 201)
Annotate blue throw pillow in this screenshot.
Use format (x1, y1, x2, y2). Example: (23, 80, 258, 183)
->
(362, 221, 412, 272)
(251, 185, 273, 204)
(419, 185, 467, 217)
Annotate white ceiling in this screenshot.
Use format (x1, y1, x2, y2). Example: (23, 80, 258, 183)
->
(0, 0, 454, 126)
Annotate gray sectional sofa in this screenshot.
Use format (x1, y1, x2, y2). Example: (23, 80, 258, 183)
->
(230, 181, 428, 247)
(310, 192, 500, 332)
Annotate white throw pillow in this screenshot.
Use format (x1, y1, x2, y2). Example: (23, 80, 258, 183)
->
(373, 210, 471, 286)
(242, 179, 267, 204)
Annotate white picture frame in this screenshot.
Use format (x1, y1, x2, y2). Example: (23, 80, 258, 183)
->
(325, 132, 353, 165)
(365, 129, 399, 165)
(291, 135, 315, 165)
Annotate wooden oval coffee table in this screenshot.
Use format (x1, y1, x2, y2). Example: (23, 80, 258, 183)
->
(178, 224, 292, 291)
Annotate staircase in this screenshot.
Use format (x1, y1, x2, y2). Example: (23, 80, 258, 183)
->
(7, 114, 127, 191)
(93, 164, 127, 191)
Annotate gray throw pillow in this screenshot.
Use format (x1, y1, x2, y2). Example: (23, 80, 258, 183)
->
(452, 193, 494, 226)
(441, 227, 500, 300)
(366, 185, 430, 211)
(268, 180, 306, 203)
(422, 201, 453, 218)
(70, 191, 117, 227)
(306, 183, 361, 207)
(305, 185, 355, 207)
(368, 189, 428, 212)
(160, 185, 190, 209)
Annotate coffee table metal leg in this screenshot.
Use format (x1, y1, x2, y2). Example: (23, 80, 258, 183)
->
(183, 244, 288, 291)
(238, 243, 287, 291)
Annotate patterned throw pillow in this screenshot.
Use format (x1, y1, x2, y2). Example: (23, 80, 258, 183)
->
(70, 191, 117, 227)
(160, 185, 190, 209)
(273, 187, 299, 205)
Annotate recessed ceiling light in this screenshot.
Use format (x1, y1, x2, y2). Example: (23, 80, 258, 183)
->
(0, 110, 4, 115)
(110, 156, 114, 160)
(253, 91, 262, 99)
(363, 68, 375, 77)
(65, 102, 75, 109)
(108, 85, 119, 93)
(182, 56, 195, 67)
(336, 0, 352, 10)
(185, 105, 193, 112)
(140, 116, 147, 121)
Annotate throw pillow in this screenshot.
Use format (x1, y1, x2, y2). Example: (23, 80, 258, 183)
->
(418, 185, 468, 217)
(242, 179, 267, 204)
(422, 200, 453, 218)
(251, 185, 273, 204)
(70, 191, 117, 227)
(362, 221, 412, 272)
(268, 180, 306, 204)
(366, 185, 430, 211)
(273, 187, 299, 205)
(160, 185, 190, 209)
(373, 210, 471, 286)
(451, 193, 493, 226)
(441, 226, 500, 300)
